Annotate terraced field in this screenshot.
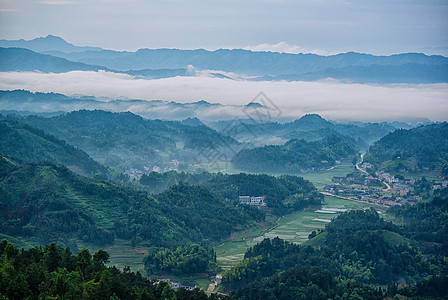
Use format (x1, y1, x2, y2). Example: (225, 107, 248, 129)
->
(215, 194, 387, 269)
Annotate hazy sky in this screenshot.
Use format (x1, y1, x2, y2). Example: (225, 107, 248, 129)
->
(1, 0, 448, 55)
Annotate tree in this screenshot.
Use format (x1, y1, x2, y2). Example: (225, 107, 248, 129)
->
(93, 249, 110, 266)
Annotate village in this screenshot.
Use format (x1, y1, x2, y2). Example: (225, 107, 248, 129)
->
(124, 159, 180, 180)
(325, 162, 447, 207)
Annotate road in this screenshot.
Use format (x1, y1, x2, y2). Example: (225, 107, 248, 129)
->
(356, 153, 369, 175)
(356, 153, 391, 191)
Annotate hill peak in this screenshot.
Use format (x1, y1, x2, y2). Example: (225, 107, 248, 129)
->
(0, 35, 102, 53)
(291, 114, 332, 130)
(180, 117, 206, 127)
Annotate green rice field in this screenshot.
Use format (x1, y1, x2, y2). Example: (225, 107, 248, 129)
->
(215, 194, 387, 269)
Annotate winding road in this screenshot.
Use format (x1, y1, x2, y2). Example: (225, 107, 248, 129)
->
(356, 153, 391, 191)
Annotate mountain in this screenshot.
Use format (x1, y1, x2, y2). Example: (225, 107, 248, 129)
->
(209, 114, 396, 149)
(47, 49, 448, 83)
(232, 134, 356, 173)
(140, 171, 322, 214)
(180, 117, 207, 127)
(0, 90, 245, 121)
(1, 35, 448, 83)
(364, 122, 448, 175)
(224, 208, 448, 298)
(0, 120, 106, 177)
(286, 63, 448, 84)
(0, 153, 264, 249)
(0, 47, 109, 73)
(288, 113, 334, 130)
(0, 35, 102, 53)
(7, 109, 240, 171)
(44, 47, 448, 76)
(0, 47, 193, 79)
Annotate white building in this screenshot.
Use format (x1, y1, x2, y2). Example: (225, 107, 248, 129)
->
(239, 195, 266, 206)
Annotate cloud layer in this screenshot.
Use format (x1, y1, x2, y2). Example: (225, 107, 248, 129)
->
(1, 70, 447, 122)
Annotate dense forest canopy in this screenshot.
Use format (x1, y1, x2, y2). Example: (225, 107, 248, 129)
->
(140, 171, 323, 215)
(232, 134, 356, 173)
(365, 122, 448, 175)
(0, 120, 106, 177)
(0, 152, 320, 249)
(0, 153, 266, 249)
(1, 110, 239, 171)
(224, 204, 448, 299)
(0, 240, 225, 299)
(144, 243, 216, 276)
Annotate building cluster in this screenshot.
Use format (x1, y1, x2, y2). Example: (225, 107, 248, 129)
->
(124, 160, 180, 180)
(327, 170, 447, 207)
(239, 195, 266, 206)
(377, 171, 447, 196)
(332, 175, 378, 186)
(154, 279, 197, 291)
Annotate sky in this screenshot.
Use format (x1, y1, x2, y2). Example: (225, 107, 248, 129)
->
(0, 0, 448, 55)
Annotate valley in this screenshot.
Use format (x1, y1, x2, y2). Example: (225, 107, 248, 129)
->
(0, 33, 447, 299)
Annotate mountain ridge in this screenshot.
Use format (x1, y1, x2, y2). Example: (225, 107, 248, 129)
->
(1, 35, 447, 84)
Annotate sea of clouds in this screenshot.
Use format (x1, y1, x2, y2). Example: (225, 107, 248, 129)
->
(1, 70, 447, 122)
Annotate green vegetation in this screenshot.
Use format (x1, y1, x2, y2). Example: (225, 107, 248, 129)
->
(225, 209, 426, 286)
(223, 206, 448, 299)
(145, 243, 216, 276)
(0, 120, 106, 177)
(141, 171, 323, 215)
(388, 188, 448, 255)
(232, 265, 383, 300)
(9, 110, 239, 171)
(365, 122, 448, 175)
(224, 237, 383, 299)
(299, 159, 355, 188)
(154, 183, 265, 243)
(0, 153, 264, 249)
(211, 114, 394, 152)
(0, 240, 225, 299)
(232, 134, 356, 173)
(215, 195, 381, 269)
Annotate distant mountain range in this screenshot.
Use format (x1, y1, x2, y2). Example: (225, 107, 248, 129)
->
(0, 89, 274, 121)
(0, 35, 102, 53)
(0, 90, 434, 126)
(1, 35, 447, 84)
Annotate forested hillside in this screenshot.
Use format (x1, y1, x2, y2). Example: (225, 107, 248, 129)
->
(232, 134, 356, 173)
(0, 154, 266, 249)
(9, 110, 240, 171)
(0, 240, 223, 299)
(144, 243, 216, 276)
(223, 206, 448, 299)
(209, 113, 396, 149)
(364, 122, 448, 175)
(388, 188, 448, 255)
(0, 120, 106, 177)
(140, 171, 323, 215)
